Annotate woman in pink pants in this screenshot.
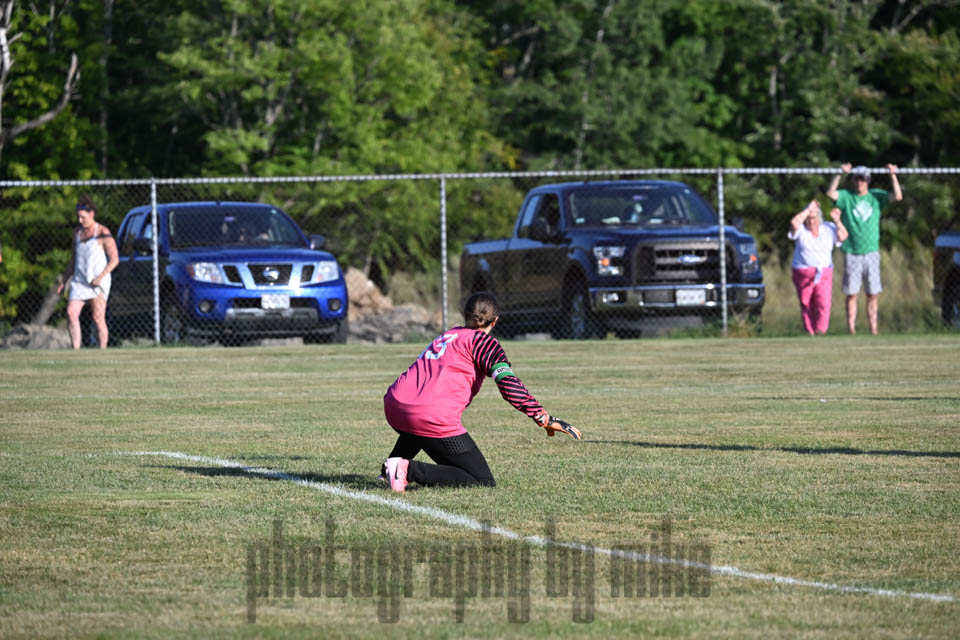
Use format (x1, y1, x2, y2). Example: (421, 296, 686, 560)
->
(788, 200, 848, 335)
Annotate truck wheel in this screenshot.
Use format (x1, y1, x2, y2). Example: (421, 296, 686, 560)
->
(557, 284, 599, 339)
(160, 299, 184, 345)
(943, 280, 960, 330)
(305, 317, 349, 344)
(331, 317, 349, 344)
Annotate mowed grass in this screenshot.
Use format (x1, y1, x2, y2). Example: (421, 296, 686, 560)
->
(1, 335, 959, 639)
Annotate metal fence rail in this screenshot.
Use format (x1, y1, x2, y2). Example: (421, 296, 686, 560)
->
(1, 167, 957, 346)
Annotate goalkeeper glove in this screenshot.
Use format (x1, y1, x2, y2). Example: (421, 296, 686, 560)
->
(535, 413, 582, 440)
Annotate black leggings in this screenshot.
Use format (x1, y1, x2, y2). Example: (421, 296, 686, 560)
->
(387, 431, 496, 488)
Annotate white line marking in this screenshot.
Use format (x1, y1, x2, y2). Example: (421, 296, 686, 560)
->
(120, 451, 956, 604)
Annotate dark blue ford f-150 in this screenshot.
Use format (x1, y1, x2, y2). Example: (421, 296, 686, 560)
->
(460, 181, 764, 338)
(109, 201, 348, 344)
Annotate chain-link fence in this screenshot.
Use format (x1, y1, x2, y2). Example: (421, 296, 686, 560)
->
(1, 168, 957, 347)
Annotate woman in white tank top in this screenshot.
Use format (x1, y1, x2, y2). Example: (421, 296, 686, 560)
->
(57, 198, 119, 349)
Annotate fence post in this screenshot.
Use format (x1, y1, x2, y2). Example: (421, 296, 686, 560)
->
(440, 175, 449, 330)
(717, 170, 728, 335)
(151, 181, 160, 345)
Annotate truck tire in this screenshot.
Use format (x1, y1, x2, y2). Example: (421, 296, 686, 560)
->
(331, 317, 349, 344)
(556, 282, 602, 339)
(160, 298, 184, 345)
(305, 317, 349, 344)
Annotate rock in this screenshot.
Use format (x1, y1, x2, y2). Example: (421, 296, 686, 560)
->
(1, 323, 72, 350)
(343, 268, 441, 343)
(347, 304, 440, 344)
(345, 267, 393, 320)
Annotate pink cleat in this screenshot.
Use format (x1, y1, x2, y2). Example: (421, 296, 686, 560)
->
(383, 457, 409, 493)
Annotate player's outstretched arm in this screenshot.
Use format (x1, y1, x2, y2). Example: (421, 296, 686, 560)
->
(472, 332, 581, 440)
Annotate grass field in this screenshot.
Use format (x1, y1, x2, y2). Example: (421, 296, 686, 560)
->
(1, 335, 959, 638)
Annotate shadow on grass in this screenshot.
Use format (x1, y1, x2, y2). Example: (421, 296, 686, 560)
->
(584, 440, 960, 459)
(746, 396, 958, 403)
(153, 464, 382, 490)
(225, 454, 311, 462)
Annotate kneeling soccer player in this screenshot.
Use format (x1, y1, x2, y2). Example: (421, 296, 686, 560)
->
(380, 291, 581, 492)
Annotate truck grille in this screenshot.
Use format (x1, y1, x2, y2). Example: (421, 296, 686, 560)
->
(223, 265, 243, 284)
(633, 242, 738, 284)
(249, 263, 292, 286)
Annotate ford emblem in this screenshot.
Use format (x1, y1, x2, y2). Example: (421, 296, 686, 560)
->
(677, 254, 706, 265)
(262, 266, 280, 282)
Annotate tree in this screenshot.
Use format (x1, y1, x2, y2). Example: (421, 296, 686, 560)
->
(152, 0, 512, 276)
(0, 0, 80, 171)
(470, 0, 907, 170)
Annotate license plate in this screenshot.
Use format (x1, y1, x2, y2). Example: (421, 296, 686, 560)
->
(676, 289, 706, 306)
(261, 294, 290, 310)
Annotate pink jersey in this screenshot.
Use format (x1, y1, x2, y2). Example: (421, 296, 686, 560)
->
(384, 326, 543, 438)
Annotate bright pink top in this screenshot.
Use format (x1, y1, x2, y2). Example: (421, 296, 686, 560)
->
(384, 326, 544, 438)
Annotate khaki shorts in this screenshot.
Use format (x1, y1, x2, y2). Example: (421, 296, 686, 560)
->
(843, 252, 882, 295)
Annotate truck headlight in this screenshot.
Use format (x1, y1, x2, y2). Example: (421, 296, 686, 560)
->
(737, 241, 760, 274)
(304, 261, 340, 284)
(186, 262, 224, 283)
(593, 246, 626, 276)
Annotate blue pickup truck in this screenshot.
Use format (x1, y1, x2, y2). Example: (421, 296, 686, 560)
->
(460, 181, 764, 338)
(933, 226, 960, 329)
(109, 201, 349, 344)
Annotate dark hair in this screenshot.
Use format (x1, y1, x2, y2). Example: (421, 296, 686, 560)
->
(463, 291, 499, 329)
(76, 195, 96, 212)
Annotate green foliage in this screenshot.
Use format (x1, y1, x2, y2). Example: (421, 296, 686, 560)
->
(872, 28, 960, 166)
(473, 0, 922, 169)
(476, 0, 753, 169)
(0, 241, 31, 325)
(2, 0, 960, 323)
(0, 1, 100, 179)
(0, 188, 87, 323)
(154, 0, 498, 175)
(4, 0, 959, 179)
(145, 0, 513, 273)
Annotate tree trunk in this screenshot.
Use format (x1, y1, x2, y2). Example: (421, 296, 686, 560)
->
(32, 282, 63, 326)
(574, 1, 616, 171)
(100, 0, 114, 174)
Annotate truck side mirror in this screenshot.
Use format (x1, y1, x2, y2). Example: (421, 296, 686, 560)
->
(731, 216, 745, 231)
(528, 218, 552, 242)
(310, 234, 326, 250)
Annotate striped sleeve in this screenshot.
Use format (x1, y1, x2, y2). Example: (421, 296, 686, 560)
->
(471, 332, 544, 418)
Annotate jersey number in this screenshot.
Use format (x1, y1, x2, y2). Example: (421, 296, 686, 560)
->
(423, 333, 459, 360)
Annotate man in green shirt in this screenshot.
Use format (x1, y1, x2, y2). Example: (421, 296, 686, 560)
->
(826, 163, 902, 335)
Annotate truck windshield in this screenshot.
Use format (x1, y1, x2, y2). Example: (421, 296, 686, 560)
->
(168, 206, 307, 248)
(568, 187, 718, 227)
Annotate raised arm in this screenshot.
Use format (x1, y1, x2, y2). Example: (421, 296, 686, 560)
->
(887, 164, 903, 202)
(790, 200, 819, 234)
(825, 163, 851, 201)
(829, 207, 849, 243)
